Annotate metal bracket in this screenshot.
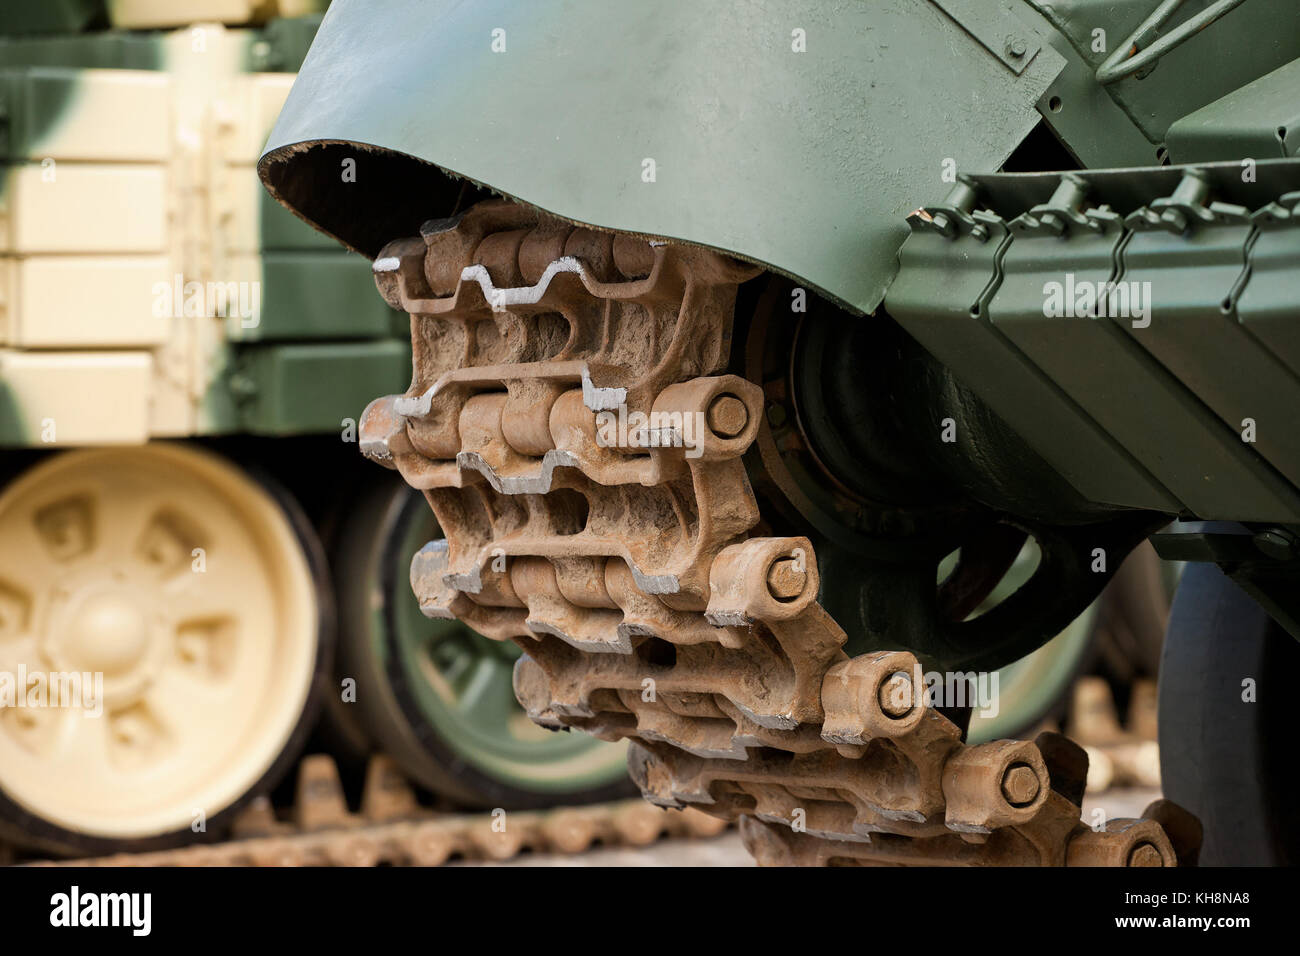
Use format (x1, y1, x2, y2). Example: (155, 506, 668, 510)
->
(1153, 526, 1300, 643)
(929, 0, 1044, 75)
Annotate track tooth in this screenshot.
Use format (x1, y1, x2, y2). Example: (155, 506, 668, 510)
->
(630, 704, 750, 760)
(294, 754, 354, 832)
(526, 612, 631, 654)
(361, 755, 421, 823)
(231, 795, 283, 839)
(373, 236, 434, 309)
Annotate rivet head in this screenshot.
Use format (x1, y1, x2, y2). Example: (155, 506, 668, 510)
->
(878, 672, 914, 718)
(706, 394, 749, 439)
(1001, 764, 1041, 806)
(1128, 843, 1164, 867)
(765, 558, 805, 600)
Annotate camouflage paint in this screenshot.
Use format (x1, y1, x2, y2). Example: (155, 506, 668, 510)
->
(0, 6, 408, 446)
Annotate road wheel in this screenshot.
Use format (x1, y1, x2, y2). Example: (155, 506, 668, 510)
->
(332, 475, 633, 809)
(962, 540, 1096, 743)
(0, 443, 329, 856)
(1159, 560, 1300, 865)
(967, 540, 1169, 743)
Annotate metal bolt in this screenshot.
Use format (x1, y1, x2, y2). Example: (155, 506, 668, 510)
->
(1006, 38, 1027, 59)
(1253, 528, 1298, 562)
(766, 557, 806, 600)
(1000, 764, 1041, 806)
(944, 179, 980, 213)
(706, 394, 749, 438)
(1160, 208, 1189, 234)
(1050, 173, 1090, 210)
(1038, 211, 1066, 236)
(878, 671, 914, 718)
(1127, 842, 1164, 867)
(1170, 169, 1210, 207)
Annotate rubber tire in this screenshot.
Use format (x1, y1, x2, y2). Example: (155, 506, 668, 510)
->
(1158, 561, 1300, 865)
(332, 473, 635, 809)
(0, 445, 335, 858)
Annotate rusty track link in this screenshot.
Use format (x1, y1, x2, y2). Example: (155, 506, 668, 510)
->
(358, 199, 1195, 867)
(23, 754, 726, 867)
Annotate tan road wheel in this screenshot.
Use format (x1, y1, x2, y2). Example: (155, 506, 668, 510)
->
(0, 443, 329, 855)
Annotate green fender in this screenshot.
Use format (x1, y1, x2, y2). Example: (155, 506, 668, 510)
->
(259, 0, 1066, 315)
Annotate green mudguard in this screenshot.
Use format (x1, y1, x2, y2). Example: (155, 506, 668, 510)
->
(259, 0, 1066, 315)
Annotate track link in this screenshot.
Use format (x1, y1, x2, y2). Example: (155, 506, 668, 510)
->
(359, 198, 1195, 867)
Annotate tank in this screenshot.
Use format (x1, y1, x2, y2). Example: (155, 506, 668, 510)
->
(257, 0, 1300, 866)
(0, 0, 629, 859)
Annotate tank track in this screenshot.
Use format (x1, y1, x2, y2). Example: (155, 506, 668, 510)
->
(4, 679, 1156, 867)
(18, 753, 726, 867)
(357, 199, 1201, 867)
(8, 721, 1159, 868)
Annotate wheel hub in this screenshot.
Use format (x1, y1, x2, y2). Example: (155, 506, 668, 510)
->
(58, 590, 151, 676)
(53, 587, 152, 676)
(38, 566, 171, 708)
